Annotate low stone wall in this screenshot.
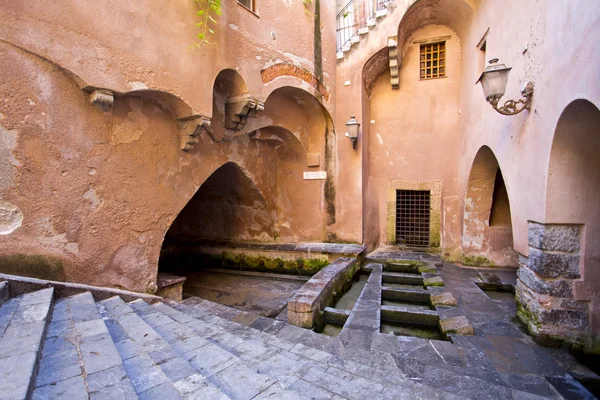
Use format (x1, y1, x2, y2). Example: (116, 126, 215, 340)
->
(161, 240, 365, 276)
(516, 222, 591, 350)
(287, 257, 359, 329)
(0, 273, 163, 303)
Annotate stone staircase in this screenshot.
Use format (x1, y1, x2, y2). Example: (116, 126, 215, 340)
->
(0, 281, 596, 399)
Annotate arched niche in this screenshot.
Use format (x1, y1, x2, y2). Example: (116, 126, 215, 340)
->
(462, 146, 518, 267)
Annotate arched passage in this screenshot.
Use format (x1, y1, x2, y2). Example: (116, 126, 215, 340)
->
(546, 99, 600, 335)
(164, 161, 274, 245)
(462, 146, 518, 267)
(159, 162, 275, 273)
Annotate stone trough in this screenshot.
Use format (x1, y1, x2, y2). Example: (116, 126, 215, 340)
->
(287, 257, 359, 329)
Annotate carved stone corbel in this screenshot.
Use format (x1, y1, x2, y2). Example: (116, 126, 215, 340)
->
(178, 115, 211, 151)
(89, 89, 114, 111)
(388, 36, 399, 90)
(224, 94, 265, 131)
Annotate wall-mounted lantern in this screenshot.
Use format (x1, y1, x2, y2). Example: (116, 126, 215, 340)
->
(476, 59, 534, 116)
(345, 115, 360, 149)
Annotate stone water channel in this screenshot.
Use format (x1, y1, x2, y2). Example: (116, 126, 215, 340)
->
(318, 259, 467, 341)
(160, 241, 475, 342)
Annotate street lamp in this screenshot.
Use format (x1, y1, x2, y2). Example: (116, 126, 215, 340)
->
(476, 59, 534, 116)
(345, 115, 360, 149)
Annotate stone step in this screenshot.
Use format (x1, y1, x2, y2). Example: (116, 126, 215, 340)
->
(381, 286, 431, 303)
(383, 262, 419, 273)
(382, 271, 424, 285)
(160, 300, 460, 400)
(0, 287, 54, 400)
(380, 305, 439, 326)
(129, 299, 297, 400)
(171, 298, 486, 399)
(99, 296, 227, 399)
(33, 291, 137, 399)
(149, 301, 334, 399)
(175, 297, 577, 400)
(323, 307, 350, 325)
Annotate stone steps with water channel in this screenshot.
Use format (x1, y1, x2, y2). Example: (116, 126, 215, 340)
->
(0, 265, 597, 399)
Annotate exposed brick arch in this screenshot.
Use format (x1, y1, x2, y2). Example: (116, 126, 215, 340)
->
(261, 63, 330, 102)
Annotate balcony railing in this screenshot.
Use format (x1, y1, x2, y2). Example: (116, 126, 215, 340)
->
(336, 0, 395, 53)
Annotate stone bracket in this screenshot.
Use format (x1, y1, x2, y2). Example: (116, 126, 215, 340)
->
(388, 36, 399, 90)
(224, 94, 265, 131)
(89, 89, 114, 111)
(178, 115, 211, 151)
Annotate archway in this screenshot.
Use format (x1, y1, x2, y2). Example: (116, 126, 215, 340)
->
(546, 99, 600, 335)
(462, 146, 518, 267)
(159, 162, 274, 271)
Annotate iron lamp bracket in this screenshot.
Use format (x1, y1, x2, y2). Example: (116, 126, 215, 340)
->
(487, 81, 534, 116)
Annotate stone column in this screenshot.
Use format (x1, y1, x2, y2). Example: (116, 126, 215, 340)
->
(516, 222, 589, 348)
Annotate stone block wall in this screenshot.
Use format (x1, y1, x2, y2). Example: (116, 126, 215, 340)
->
(516, 222, 590, 348)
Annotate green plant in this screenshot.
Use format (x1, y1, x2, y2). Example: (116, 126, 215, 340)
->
(194, 0, 222, 46)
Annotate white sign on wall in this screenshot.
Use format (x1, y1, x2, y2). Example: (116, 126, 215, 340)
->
(303, 171, 327, 180)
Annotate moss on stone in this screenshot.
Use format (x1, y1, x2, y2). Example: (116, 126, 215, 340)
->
(196, 251, 328, 275)
(423, 276, 444, 287)
(0, 254, 66, 281)
(418, 265, 438, 274)
(461, 255, 495, 268)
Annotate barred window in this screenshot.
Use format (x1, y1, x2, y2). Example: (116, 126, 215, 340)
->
(420, 42, 446, 80)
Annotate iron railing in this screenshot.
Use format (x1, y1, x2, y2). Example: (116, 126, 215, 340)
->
(336, 0, 395, 53)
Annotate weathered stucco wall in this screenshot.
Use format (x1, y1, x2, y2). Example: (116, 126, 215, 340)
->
(336, 0, 599, 345)
(0, 0, 338, 292)
(367, 24, 462, 257)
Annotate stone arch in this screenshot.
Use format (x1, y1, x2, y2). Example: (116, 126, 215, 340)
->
(462, 146, 518, 267)
(545, 99, 600, 335)
(164, 161, 274, 243)
(258, 86, 336, 239)
(396, 0, 474, 52)
(158, 161, 275, 272)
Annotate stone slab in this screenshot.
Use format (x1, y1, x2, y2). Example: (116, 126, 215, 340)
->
(440, 316, 474, 336)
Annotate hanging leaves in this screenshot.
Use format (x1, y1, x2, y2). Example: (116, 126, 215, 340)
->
(193, 0, 222, 47)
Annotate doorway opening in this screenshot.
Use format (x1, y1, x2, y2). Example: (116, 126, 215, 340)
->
(396, 190, 431, 248)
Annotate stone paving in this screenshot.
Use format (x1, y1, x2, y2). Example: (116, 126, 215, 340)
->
(0, 251, 598, 399)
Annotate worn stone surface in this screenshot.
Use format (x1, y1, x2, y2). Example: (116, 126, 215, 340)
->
(0, 201, 23, 235)
(2, 259, 599, 400)
(423, 276, 444, 287)
(288, 257, 358, 328)
(517, 267, 573, 298)
(528, 248, 581, 279)
(528, 222, 581, 252)
(431, 292, 457, 307)
(440, 316, 474, 335)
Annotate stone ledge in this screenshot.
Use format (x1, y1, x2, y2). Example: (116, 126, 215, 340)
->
(0, 273, 162, 303)
(287, 257, 359, 329)
(167, 239, 366, 256)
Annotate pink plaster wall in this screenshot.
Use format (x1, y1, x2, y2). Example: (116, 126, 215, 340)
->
(0, 0, 338, 292)
(367, 24, 463, 257)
